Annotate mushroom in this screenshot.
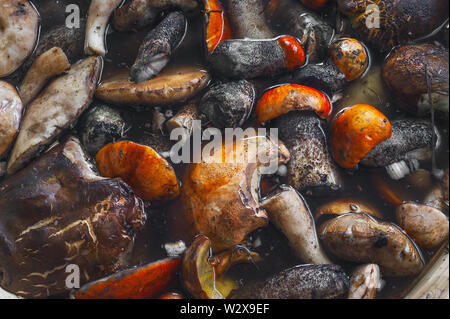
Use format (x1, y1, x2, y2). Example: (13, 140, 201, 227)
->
(329, 37, 369, 82)
(96, 141, 180, 205)
(182, 235, 260, 299)
(203, 0, 232, 54)
(0, 137, 146, 298)
(348, 264, 382, 299)
(130, 11, 187, 83)
(96, 65, 210, 107)
(260, 185, 331, 264)
(331, 104, 392, 169)
(0, 0, 39, 77)
(18, 47, 71, 106)
(79, 103, 128, 156)
(207, 36, 306, 79)
(424, 169, 449, 213)
(7, 56, 103, 175)
(236, 264, 350, 299)
(266, 0, 335, 62)
(165, 102, 200, 139)
(255, 84, 332, 125)
(225, 0, 274, 39)
(199, 80, 255, 128)
(383, 44, 449, 114)
(273, 111, 343, 195)
(395, 202, 449, 249)
(84, 0, 123, 56)
(72, 257, 181, 299)
(0, 81, 23, 159)
(181, 131, 290, 252)
(319, 213, 425, 277)
(314, 198, 383, 222)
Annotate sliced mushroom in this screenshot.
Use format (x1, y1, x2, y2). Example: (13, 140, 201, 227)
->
(237, 264, 350, 299)
(273, 111, 343, 195)
(261, 185, 331, 264)
(0, 137, 146, 298)
(130, 11, 187, 83)
(72, 257, 181, 299)
(396, 202, 449, 248)
(7, 56, 103, 175)
(319, 213, 425, 277)
(181, 131, 290, 252)
(226, 0, 274, 39)
(96, 65, 210, 107)
(0, 81, 23, 159)
(0, 0, 39, 77)
(348, 264, 382, 299)
(85, 0, 123, 56)
(18, 47, 71, 106)
(314, 198, 383, 222)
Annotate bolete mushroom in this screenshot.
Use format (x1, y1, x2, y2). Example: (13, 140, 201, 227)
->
(181, 130, 290, 252)
(0, 81, 23, 159)
(314, 198, 383, 222)
(329, 37, 369, 82)
(0, 137, 146, 298)
(203, 0, 232, 54)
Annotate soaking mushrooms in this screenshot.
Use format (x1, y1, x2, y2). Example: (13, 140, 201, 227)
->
(0, 0, 39, 77)
(261, 185, 331, 264)
(181, 131, 290, 252)
(85, 0, 123, 56)
(348, 264, 382, 299)
(0, 81, 23, 159)
(0, 138, 146, 298)
(314, 198, 383, 222)
(7, 56, 103, 175)
(203, 0, 232, 54)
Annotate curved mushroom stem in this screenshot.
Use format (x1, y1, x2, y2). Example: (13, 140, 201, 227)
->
(85, 0, 123, 56)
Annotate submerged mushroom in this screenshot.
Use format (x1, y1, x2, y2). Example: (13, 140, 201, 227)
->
(395, 202, 449, 249)
(96, 65, 210, 107)
(85, 0, 123, 56)
(181, 131, 290, 252)
(0, 81, 23, 159)
(261, 185, 331, 264)
(314, 198, 383, 222)
(18, 47, 71, 106)
(348, 264, 382, 299)
(329, 37, 369, 82)
(0, 138, 146, 298)
(96, 141, 180, 205)
(319, 213, 425, 277)
(203, 0, 232, 54)
(0, 0, 39, 77)
(7, 56, 103, 175)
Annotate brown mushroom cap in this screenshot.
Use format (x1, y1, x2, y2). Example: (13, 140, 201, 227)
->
(96, 65, 210, 106)
(315, 198, 383, 222)
(0, 81, 23, 159)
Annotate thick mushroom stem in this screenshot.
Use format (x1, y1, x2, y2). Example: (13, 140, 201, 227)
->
(261, 185, 331, 265)
(85, 0, 123, 56)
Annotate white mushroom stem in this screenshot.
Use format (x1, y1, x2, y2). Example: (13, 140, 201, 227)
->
(19, 47, 70, 106)
(0, 0, 39, 77)
(85, 0, 123, 56)
(261, 185, 332, 265)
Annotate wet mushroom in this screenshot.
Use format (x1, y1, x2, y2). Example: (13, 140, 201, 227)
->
(96, 65, 210, 107)
(329, 37, 370, 82)
(348, 264, 382, 299)
(314, 198, 383, 222)
(18, 47, 71, 106)
(0, 81, 23, 160)
(72, 257, 181, 299)
(0, 137, 146, 298)
(203, 0, 232, 54)
(319, 213, 425, 277)
(7, 56, 103, 175)
(96, 141, 180, 205)
(85, 0, 123, 56)
(181, 131, 290, 252)
(0, 0, 39, 77)
(261, 185, 331, 264)
(395, 202, 449, 249)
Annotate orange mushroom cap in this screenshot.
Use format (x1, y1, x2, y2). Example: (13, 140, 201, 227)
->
(331, 104, 392, 169)
(277, 36, 307, 70)
(330, 37, 369, 81)
(255, 84, 332, 124)
(96, 141, 180, 204)
(301, 0, 329, 9)
(203, 0, 232, 54)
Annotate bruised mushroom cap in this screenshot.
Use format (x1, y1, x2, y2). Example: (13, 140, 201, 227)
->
(96, 141, 180, 205)
(181, 131, 290, 252)
(314, 198, 383, 222)
(96, 65, 210, 107)
(330, 37, 370, 82)
(255, 84, 332, 124)
(331, 104, 392, 169)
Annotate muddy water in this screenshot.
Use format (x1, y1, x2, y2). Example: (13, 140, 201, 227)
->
(24, 1, 450, 299)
